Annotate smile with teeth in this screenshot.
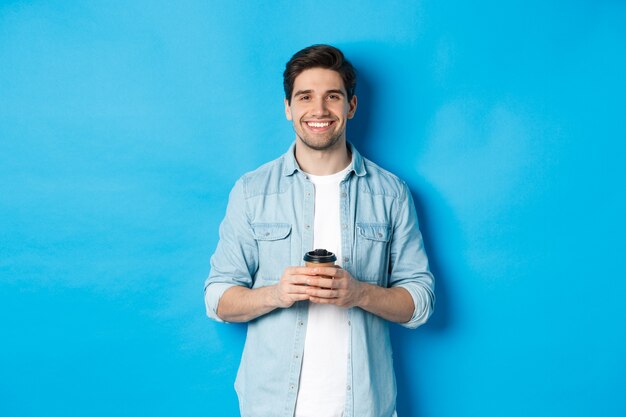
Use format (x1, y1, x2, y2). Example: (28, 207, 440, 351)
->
(306, 121, 334, 128)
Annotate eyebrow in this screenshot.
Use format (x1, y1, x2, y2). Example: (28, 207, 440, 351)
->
(293, 89, 346, 97)
(325, 89, 346, 96)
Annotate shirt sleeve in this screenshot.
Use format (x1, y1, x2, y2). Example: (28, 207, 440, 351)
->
(204, 178, 258, 323)
(388, 182, 435, 329)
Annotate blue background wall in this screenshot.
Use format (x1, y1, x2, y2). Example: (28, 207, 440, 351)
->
(1, 1, 625, 416)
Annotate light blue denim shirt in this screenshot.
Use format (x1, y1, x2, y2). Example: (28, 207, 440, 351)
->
(204, 142, 434, 417)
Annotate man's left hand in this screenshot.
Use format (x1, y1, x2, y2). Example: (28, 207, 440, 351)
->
(305, 267, 365, 308)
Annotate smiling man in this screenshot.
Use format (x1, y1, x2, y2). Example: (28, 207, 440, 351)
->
(204, 44, 435, 417)
(286, 67, 355, 154)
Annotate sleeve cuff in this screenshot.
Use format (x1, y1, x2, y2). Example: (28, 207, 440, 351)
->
(396, 282, 435, 329)
(204, 282, 238, 323)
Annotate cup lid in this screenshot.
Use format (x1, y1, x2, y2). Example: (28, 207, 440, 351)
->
(303, 249, 337, 263)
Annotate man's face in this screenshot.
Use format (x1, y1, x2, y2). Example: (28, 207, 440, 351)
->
(285, 68, 357, 152)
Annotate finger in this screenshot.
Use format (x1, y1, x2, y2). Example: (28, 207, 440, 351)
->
(306, 276, 335, 289)
(283, 274, 318, 285)
(314, 267, 343, 278)
(297, 274, 323, 285)
(289, 294, 310, 302)
(287, 284, 310, 294)
(306, 287, 338, 299)
(309, 296, 334, 304)
(287, 266, 319, 276)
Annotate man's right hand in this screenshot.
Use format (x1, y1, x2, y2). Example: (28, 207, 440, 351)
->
(271, 266, 317, 308)
(217, 266, 318, 322)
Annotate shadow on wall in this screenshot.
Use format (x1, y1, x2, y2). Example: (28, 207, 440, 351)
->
(347, 42, 460, 417)
(347, 57, 375, 160)
(392, 183, 457, 417)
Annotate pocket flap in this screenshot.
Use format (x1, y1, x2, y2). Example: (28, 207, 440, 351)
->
(357, 223, 391, 242)
(252, 223, 292, 241)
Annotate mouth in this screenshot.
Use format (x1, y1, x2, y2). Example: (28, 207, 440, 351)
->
(304, 120, 335, 132)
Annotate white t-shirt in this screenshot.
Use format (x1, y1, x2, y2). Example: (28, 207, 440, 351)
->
(294, 164, 352, 417)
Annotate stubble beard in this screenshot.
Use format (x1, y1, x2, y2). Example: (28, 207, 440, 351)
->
(295, 124, 345, 152)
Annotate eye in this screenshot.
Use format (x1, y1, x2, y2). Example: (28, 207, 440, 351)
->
(299, 95, 310, 101)
(327, 94, 340, 101)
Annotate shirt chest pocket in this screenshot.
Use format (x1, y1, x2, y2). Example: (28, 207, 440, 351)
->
(252, 223, 292, 283)
(355, 223, 391, 284)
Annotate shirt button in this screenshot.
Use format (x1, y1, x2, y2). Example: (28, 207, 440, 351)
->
(342, 224, 347, 229)
(295, 354, 299, 359)
(343, 257, 349, 263)
(341, 192, 347, 198)
(348, 320, 351, 326)
(347, 385, 351, 391)
(290, 384, 295, 390)
(377, 232, 383, 238)
(305, 224, 310, 229)
(299, 321, 304, 326)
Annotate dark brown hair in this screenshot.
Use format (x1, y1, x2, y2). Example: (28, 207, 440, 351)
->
(283, 44, 357, 104)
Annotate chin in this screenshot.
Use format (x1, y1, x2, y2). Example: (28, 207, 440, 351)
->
(299, 135, 343, 152)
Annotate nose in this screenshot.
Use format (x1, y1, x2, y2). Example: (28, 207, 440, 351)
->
(311, 98, 330, 117)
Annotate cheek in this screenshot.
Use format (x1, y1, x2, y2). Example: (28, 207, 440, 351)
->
(289, 107, 303, 121)
(336, 104, 351, 117)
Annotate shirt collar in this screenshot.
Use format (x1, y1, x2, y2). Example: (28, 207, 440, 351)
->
(282, 141, 367, 177)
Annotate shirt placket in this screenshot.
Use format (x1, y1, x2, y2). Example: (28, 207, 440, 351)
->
(285, 175, 316, 417)
(340, 175, 354, 417)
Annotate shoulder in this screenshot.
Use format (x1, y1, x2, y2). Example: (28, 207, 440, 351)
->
(360, 157, 409, 200)
(236, 154, 290, 198)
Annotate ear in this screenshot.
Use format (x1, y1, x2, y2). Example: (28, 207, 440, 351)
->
(347, 95, 358, 119)
(284, 98, 292, 120)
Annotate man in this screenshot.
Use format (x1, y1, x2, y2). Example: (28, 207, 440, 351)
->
(204, 44, 434, 417)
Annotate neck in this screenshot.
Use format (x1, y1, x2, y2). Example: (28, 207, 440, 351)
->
(294, 138, 351, 175)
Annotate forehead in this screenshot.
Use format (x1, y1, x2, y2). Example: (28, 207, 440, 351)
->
(292, 68, 346, 94)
